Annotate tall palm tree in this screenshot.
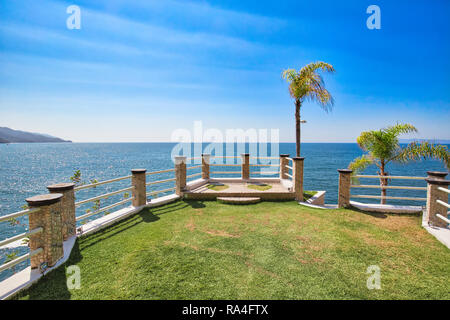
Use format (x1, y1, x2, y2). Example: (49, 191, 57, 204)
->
(282, 62, 335, 157)
(349, 123, 450, 204)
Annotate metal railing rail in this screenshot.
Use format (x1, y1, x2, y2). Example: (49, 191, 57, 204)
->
(76, 198, 134, 222)
(187, 172, 202, 179)
(250, 164, 279, 167)
(436, 214, 450, 224)
(210, 171, 241, 175)
(75, 187, 134, 206)
(250, 171, 278, 175)
(0, 227, 43, 248)
(353, 175, 426, 180)
(351, 195, 426, 201)
(0, 248, 43, 273)
(0, 208, 40, 223)
(210, 164, 241, 167)
(146, 177, 176, 186)
(186, 165, 202, 170)
(74, 175, 132, 191)
(350, 174, 427, 202)
(146, 168, 175, 176)
(351, 185, 426, 191)
(438, 187, 450, 194)
(146, 187, 176, 196)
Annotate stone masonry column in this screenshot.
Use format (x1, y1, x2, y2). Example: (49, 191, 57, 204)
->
(175, 156, 187, 196)
(279, 154, 289, 179)
(131, 169, 147, 207)
(427, 171, 448, 180)
(338, 169, 353, 208)
(292, 157, 304, 201)
(241, 153, 250, 180)
(47, 183, 75, 240)
(26, 193, 64, 270)
(425, 178, 449, 228)
(202, 154, 210, 180)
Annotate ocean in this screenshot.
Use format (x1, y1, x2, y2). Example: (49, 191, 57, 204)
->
(0, 142, 448, 280)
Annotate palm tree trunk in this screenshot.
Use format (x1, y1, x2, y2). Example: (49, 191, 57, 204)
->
(295, 99, 301, 157)
(379, 162, 388, 204)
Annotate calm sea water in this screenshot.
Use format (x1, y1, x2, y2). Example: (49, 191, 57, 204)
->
(0, 142, 448, 280)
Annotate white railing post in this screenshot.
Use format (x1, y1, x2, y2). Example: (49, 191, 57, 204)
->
(131, 169, 147, 207)
(202, 154, 210, 180)
(338, 169, 353, 208)
(47, 183, 76, 240)
(25, 193, 64, 270)
(175, 156, 187, 196)
(279, 154, 289, 180)
(426, 178, 450, 228)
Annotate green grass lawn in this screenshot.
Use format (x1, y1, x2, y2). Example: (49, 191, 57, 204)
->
(14, 200, 450, 300)
(206, 184, 229, 191)
(303, 191, 317, 200)
(247, 183, 272, 191)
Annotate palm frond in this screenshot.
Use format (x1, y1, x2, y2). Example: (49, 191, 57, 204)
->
(348, 154, 375, 184)
(394, 141, 450, 169)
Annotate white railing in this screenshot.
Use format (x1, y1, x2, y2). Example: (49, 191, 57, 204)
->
(186, 172, 202, 180)
(0, 248, 43, 273)
(146, 187, 176, 197)
(145, 167, 177, 199)
(350, 175, 427, 202)
(76, 198, 134, 221)
(75, 186, 134, 206)
(435, 187, 449, 225)
(211, 171, 241, 175)
(0, 227, 43, 248)
(74, 175, 132, 191)
(0, 207, 40, 223)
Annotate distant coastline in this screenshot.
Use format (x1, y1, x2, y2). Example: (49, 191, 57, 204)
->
(0, 127, 71, 143)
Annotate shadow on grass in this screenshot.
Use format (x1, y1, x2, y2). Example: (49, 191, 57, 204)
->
(13, 241, 83, 300)
(346, 206, 388, 219)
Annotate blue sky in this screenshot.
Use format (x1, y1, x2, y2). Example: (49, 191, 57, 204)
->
(0, 0, 448, 142)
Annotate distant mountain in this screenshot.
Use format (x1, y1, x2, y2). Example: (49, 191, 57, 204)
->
(0, 127, 71, 143)
(399, 139, 450, 144)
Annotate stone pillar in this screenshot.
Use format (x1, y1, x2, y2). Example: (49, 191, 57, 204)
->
(425, 178, 449, 228)
(338, 169, 353, 208)
(202, 154, 210, 180)
(175, 156, 187, 196)
(47, 183, 75, 240)
(131, 169, 147, 207)
(427, 171, 448, 180)
(26, 193, 64, 270)
(241, 153, 250, 180)
(279, 154, 289, 180)
(292, 157, 304, 201)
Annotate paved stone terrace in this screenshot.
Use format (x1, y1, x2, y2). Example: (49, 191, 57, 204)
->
(184, 178, 295, 201)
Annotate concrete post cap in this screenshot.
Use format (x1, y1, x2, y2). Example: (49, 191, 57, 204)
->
(426, 171, 448, 179)
(26, 193, 63, 206)
(174, 156, 187, 164)
(292, 157, 305, 161)
(425, 178, 450, 186)
(47, 183, 75, 192)
(279, 154, 290, 157)
(131, 169, 147, 174)
(338, 169, 353, 174)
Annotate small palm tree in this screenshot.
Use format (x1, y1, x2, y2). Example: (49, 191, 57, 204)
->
(282, 62, 335, 157)
(349, 123, 450, 204)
